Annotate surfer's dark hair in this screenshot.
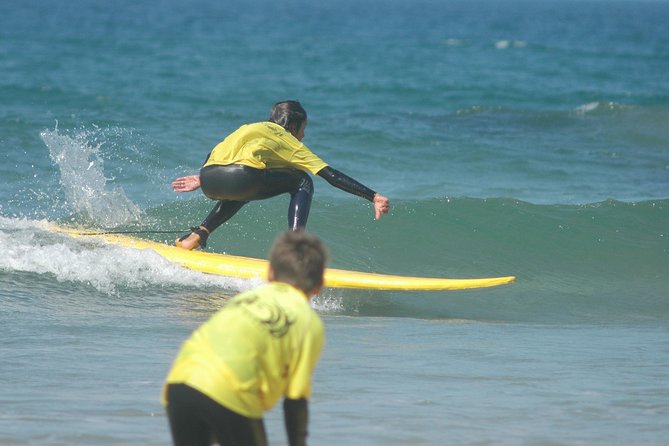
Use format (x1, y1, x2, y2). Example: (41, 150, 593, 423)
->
(269, 230, 327, 295)
(269, 100, 307, 135)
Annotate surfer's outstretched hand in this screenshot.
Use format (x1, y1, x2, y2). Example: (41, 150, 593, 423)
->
(172, 175, 201, 193)
(373, 193, 390, 220)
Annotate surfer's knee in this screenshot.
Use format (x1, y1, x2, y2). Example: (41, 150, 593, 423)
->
(296, 171, 313, 196)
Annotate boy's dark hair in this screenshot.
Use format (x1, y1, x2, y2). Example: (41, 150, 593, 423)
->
(269, 100, 308, 135)
(269, 230, 328, 294)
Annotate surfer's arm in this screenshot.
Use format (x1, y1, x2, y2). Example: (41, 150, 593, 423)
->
(317, 166, 390, 219)
(172, 175, 201, 193)
(283, 398, 308, 446)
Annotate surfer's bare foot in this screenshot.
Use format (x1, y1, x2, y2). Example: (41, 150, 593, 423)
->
(175, 233, 200, 250)
(176, 226, 209, 250)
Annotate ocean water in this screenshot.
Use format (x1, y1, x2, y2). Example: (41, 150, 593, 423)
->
(1, 0, 668, 444)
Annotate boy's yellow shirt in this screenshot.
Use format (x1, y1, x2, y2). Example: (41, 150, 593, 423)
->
(203, 121, 328, 175)
(163, 282, 325, 418)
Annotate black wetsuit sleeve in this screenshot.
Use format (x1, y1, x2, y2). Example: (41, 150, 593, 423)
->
(317, 166, 376, 202)
(284, 398, 308, 446)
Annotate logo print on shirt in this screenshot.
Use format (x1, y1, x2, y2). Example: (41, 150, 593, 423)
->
(233, 294, 295, 338)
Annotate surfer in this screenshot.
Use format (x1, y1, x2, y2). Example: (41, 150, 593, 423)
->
(163, 230, 327, 446)
(172, 100, 390, 249)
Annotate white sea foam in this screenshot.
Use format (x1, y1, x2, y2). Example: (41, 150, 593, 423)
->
(312, 290, 344, 313)
(442, 38, 463, 46)
(1, 215, 339, 309)
(0, 216, 256, 295)
(575, 101, 601, 114)
(574, 101, 633, 115)
(494, 40, 527, 49)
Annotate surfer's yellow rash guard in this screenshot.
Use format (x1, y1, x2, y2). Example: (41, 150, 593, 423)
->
(203, 122, 328, 175)
(163, 282, 325, 419)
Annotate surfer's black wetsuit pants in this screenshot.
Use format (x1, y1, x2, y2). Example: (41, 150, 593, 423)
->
(166, 383, 268, 446)
(198, 164, 376, 234)
(199, 164, 314, 233)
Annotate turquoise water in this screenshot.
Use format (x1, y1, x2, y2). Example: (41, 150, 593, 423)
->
(1, 0, 668, 444)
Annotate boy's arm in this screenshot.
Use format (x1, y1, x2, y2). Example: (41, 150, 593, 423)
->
(283, 397, 309, 446)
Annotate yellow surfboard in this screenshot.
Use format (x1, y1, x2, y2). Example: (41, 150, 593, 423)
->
(52, 225, 515, 291)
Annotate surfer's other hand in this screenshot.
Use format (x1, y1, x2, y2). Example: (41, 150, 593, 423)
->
(373, 193, 390, 220)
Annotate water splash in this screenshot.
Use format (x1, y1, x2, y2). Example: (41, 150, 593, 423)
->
(40, 125, 142, 228)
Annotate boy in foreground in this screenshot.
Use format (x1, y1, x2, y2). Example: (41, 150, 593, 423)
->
(163, 230, 327, 446)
